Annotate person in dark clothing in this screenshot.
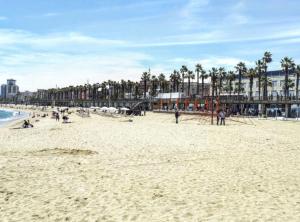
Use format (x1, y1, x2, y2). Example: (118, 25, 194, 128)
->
(175, 110, 179, 124)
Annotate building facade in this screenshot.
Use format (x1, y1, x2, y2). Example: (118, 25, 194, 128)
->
(0, 79, 19, 99)
(235, 70, 300, 98)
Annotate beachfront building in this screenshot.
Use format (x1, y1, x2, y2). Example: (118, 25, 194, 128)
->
(0, 79, 19, 99)
(235, 70, 300, 98)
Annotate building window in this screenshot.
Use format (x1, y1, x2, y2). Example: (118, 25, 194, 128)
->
(272, 81, 277, 87)
(280, 80, 285, 87)
(256, 81, 259, 88)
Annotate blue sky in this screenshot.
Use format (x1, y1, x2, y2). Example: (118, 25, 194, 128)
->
(0, 0, 300, 91)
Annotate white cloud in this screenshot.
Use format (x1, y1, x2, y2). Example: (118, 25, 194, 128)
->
(0, 29, 127, 48)
(0, 16, 7, 21)
(0, 52, 152, 91)
(43, 12, 59, 17)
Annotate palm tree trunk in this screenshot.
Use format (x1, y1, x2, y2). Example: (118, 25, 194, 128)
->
(296, 73, 299, 100)
(196, 71, 199, 95)
(201, 77, 204, 98)
(188, 78, 190, 96)
(249, 78, 253, 100)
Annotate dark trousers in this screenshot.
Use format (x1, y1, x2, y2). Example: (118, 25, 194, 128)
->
(176, 117, 178, 124)
(220, 118, 225, 125)
(217, 116, 219, 125)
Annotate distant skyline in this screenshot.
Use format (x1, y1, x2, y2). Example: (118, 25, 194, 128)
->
(0, 0, 300, 91)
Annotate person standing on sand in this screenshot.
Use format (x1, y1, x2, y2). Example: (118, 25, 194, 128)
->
(219, 110, 225, 125)
(175, 110, 180, 124)
(56, 113, 60, 122)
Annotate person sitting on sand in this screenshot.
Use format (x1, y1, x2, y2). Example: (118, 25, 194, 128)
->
(23, 120, 34, 128)
(62, 115, 69, 124)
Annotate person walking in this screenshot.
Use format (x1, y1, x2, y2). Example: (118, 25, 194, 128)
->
(175, 110, 180, 124)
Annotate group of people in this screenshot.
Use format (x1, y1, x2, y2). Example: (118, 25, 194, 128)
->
(23, 120, 33, 128)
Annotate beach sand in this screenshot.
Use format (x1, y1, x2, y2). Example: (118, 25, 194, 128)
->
(0, 111, 300, 221)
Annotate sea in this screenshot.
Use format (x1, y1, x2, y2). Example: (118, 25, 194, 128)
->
(0, 109, 27, 126)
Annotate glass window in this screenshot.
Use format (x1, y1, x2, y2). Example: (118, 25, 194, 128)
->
(256, 81, 259, 87)
(272, 81, 277, 87)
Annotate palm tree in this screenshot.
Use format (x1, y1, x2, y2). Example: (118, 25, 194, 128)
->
(281, 57, 295, 99)
(225, 71, 236, 98)
(235, 62, 247, 98)
(150, 75, 158, 97)
(185, 70, 195, 96)
(262, 51, 272, 99)
(141, 71, 150, 99)
(295, 65, 300, 100)
(170, 70, 181, 92)
(209, 68, 218, 124)
(247, 68, 257, 100)
(195, 64, 202, 95)
(199, 66, 208, 98)
(127, 80, 133, 99)
(120, 79, 127, 99)
(180, 65, 188, 93)
(217, 67, 226, 96)
(281, 57, 295, 118)
(158, 73, 166, 93)
(256, 60, 263, 100)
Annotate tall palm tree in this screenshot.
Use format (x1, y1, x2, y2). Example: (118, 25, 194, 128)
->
(209, 67, 218, 124)
(235, 62, 247, 98)
(141, 71, 150, 99)
(256, 60, 263, 100)
(262, 51, 272, 99)
(281, 57, 295, 99)
(217, 67, 226, 96)
(185, 70, 195, 96)
(209, 68, 218, 97)
(127, 80, 133, 99)
(150, 75, 158, 97)
(180, 65, 188, 93)
(158, 73, 166, 93)
(281, 57, 295, 118)
(195, 64, 202, 95)
(170, 70, 181, 93)
(199, 66, 208, 98)
(120, 79, 127, 99)
(295, 65, 300, 100)
(247, 68, 257, 100)
(225, 71, 236, 98)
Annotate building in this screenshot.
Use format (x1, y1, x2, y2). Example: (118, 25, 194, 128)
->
(235, 70, 300, 98)
(0, 79, 19, 99)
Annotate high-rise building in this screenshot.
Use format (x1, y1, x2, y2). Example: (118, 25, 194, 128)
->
(0, 79, 19, 99)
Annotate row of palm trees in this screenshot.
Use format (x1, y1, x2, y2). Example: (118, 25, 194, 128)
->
(35, 52, 300, 103)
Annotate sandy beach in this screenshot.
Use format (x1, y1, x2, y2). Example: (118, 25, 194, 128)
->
(0, 110, 300, 221)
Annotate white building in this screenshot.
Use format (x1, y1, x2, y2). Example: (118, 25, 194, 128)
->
(237, 70, 299, 98)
